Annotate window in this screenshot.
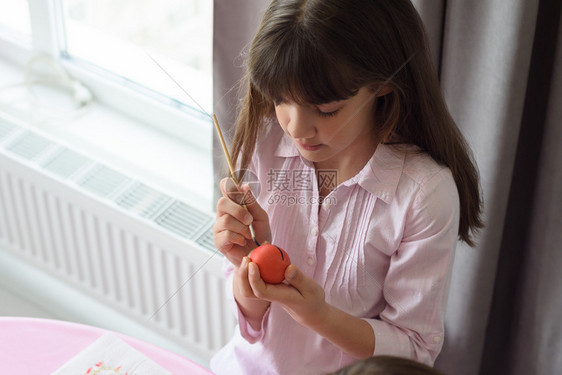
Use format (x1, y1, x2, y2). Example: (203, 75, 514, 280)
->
(59, 0, 213, 114)
(0, 0, 215, 209)
(0, 0, 213, 145)
(0, 0, 32, 43)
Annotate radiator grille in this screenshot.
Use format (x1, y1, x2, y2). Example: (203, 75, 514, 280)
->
(78, 165, 132, 198)
(0, 114, 234, 361)
(6, 131, 53, 161)
(0, 120, 15, 138)
(195, 227, 216, 253)
(155, 201, 213, 239)
(42, 148, 91, 179)
(115, 182, 173, 218)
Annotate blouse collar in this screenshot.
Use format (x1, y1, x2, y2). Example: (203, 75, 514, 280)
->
(273, 131, 406, 204)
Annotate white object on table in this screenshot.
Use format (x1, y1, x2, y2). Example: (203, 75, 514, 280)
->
(51, 333, 172, 375)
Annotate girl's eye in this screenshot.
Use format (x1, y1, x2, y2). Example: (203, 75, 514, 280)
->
(318, 109, 339, 118)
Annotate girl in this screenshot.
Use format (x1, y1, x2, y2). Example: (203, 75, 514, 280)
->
(212, 0, 483, 374)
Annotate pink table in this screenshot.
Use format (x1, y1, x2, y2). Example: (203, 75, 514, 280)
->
(0, 317, 212, 374)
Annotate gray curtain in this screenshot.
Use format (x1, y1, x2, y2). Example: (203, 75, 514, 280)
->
(212, 1, 562, 374)
(212, 0, 268, 201)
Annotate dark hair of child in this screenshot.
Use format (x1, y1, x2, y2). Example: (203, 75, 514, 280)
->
(329, 355, 448, 375)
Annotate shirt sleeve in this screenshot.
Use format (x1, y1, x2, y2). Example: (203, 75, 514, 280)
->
(363, 168, 460, 365)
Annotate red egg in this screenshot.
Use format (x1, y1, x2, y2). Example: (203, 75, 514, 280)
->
(250, 244, 291, 284)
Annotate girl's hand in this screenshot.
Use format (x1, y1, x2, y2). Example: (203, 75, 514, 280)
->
(247, 263, 329, 329)
(214, 177, 271, 267)
(232, 256, 271, 329)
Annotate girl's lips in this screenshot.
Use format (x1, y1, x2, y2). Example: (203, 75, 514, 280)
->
(297, 141, 323, 151)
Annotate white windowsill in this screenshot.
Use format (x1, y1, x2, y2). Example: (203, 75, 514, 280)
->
(0, 56, 215, 214)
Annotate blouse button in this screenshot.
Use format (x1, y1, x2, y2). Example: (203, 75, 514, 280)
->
(433, 336, 442, 343)
(307, 257, 314, 266)
(311, 227, 319, 236)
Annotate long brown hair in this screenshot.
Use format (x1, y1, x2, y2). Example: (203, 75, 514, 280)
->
(329, 355, 448, 375)
(230, 0, 484, 246)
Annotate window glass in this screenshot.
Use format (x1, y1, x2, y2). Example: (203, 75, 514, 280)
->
(0, 0, 32, 41)
(60, 0, 213, 114)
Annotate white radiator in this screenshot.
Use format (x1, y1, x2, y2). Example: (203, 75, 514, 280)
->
(0, 113, 235, 361)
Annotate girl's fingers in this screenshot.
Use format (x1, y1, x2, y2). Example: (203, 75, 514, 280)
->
(216, 196, 254, 228)
(219, 177, 266, 226)
(237, 184, 272, 245)
(247, 262, 267, 297)
(214, 213, 253, 241)
(247, 263, 314, 304)
(238, 184, 267, 222)
(217, 177, 272, 246)
(213, 229, 247, 250)
(234, 257, 256, 299)
(247, 262, 293, 302)
(213, 231, 250, 268)
(283, 265, 305, 289)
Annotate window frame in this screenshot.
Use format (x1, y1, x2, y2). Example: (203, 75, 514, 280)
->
(0, 0, 213, 153)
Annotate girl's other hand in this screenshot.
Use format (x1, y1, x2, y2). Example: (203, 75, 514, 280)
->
(232, 256, 271, 329)
(214, 177, 271, 267)
(247, 263, 329, 329)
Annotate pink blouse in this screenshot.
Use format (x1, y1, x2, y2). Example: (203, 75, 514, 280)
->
(211, 124, 460, 374)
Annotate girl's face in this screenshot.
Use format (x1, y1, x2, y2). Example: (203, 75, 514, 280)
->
(274, 86, 378, 171)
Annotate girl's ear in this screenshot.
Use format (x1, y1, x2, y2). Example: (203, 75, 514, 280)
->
(371, 83, 394, 98)
(371, 84, 393, 97)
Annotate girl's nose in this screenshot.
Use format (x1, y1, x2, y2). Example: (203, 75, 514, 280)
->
(286, 106, 316, 139)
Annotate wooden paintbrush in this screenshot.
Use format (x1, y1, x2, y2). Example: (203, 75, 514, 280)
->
(212, 114, 260, 246)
